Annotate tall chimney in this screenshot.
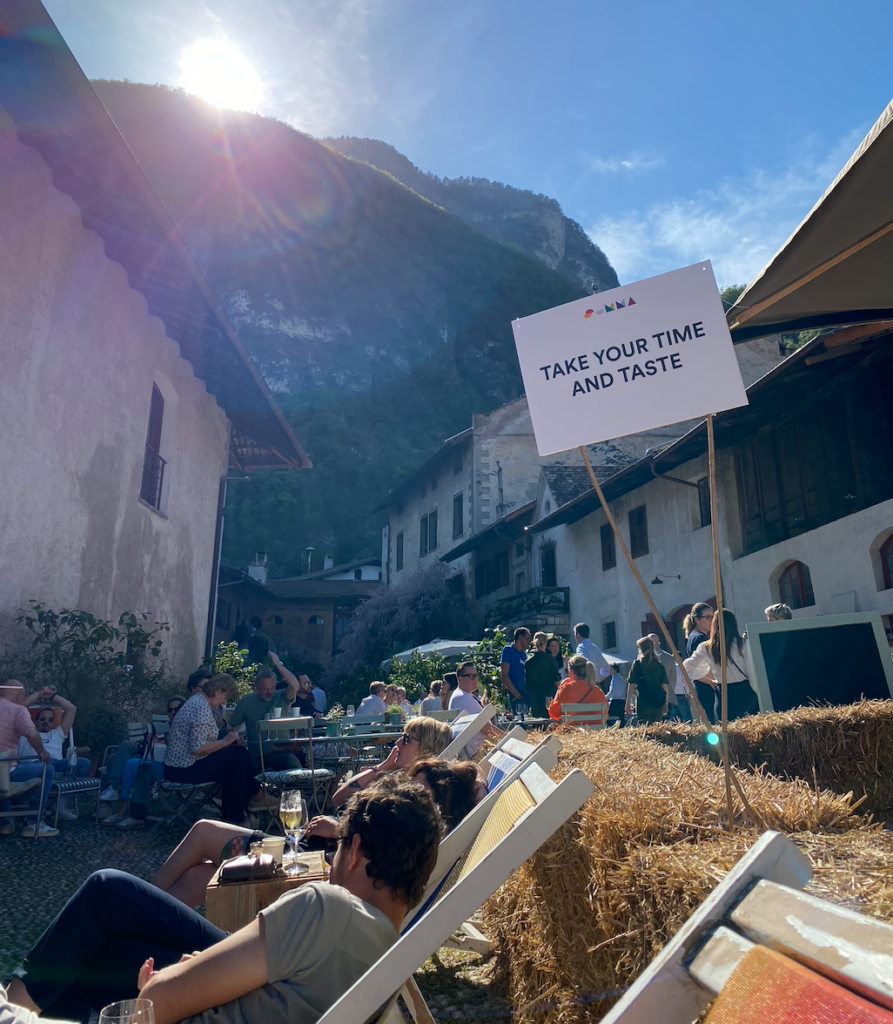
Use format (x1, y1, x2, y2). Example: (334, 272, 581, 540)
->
(248, 551, 268, 586)
(324, 553, 334, 571)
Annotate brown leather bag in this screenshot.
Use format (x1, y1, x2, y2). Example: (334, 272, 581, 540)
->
(219, 853, 279, 883)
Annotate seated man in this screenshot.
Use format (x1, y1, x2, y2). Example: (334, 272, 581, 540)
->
(7, 778, 442, 1024)
(226, 654, 300, 772)
(18, 689, 91, 821)
(356, 682, 388, 716)
(0, 681, 56, 838)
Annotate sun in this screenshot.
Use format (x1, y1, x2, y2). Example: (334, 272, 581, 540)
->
(179, 38, 265, 112)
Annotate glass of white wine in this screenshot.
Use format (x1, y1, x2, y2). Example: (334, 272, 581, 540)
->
(99, 1000, 155, 1024)
(279, 791, 309, 876)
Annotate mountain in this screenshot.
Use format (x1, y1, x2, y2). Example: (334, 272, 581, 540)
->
(90, 81, 617, 574)
(323, 137, 618, 296)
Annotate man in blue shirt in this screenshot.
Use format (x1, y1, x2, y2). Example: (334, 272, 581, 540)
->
(500, 627, 530, 710)
(574, 623, 610, 681)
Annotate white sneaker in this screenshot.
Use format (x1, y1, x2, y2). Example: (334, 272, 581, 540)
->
(115, 816, 145, 831)
(21, 822, 60, 838)
(99, 786, 119, 802)
(56, 804, 78, 821)
(0, 820, 15, 836)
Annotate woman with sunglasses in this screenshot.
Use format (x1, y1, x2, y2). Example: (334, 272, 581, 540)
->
(305, 717, 453, 841)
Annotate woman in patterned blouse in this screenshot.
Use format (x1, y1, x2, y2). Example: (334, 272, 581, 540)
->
(164, 673, 269, 824)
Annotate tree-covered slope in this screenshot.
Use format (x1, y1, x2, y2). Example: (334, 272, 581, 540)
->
(91, 81, 607, 573)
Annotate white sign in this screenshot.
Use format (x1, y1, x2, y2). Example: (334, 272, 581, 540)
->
(512, 261, 748, 455)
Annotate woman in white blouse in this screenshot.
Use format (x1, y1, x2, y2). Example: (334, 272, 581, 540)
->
(164, 673, 270, 824)
(682, 610, 760, 721)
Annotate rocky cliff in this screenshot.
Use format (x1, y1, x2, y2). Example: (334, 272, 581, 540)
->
(90, 81, 618, 573)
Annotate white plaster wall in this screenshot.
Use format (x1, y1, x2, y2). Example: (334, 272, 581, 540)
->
(0, 106, 229, 677)
(550, 444, 893, 660)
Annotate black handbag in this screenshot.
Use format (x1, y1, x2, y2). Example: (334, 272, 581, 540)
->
(129, 725, 156, 821)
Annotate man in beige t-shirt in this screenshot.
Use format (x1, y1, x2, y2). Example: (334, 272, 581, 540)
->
(7, 779, 442, 1024)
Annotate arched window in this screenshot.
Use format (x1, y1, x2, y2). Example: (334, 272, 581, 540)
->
(881, 535, 893, 591)
(286, 616, 304, 643)
(307, 615, 325, 650)
(778, 561, 815, 610)
(266, 615, 283, 626)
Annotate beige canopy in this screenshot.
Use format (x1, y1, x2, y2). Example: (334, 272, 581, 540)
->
(728, 97, 893, 341)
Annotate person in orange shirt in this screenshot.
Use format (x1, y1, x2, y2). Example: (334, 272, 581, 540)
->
(548, 655, 607, 721)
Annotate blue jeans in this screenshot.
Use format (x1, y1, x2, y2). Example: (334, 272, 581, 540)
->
(51, 757, 92, 778)
(668, 697, 693, 722)
(8, 760, 55, 823)
(14, 869, 225, 1021)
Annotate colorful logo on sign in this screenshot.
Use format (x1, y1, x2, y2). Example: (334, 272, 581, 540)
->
(584, 297, 636, 318)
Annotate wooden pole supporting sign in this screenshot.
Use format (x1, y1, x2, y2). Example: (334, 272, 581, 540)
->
(577, 446, 709, 727)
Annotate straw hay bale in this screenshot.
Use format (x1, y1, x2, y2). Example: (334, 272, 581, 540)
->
(642, 699, 893, 813)
(483, 729, 893, 1024)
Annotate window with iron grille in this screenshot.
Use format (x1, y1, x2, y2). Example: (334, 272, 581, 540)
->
(215, 599, 232, 631)
(452, 493, 464, 539)
(395, 532, 404, 571)
(628, 505, 648, 558)
(698, 477, 711, 528)
(140, 384, 166, 510)
(420, 510, 438, 555)
(602, 620, 617, 650)
(600, 523, 616, 571)
(540, 544, 557, 587)
(778, 561, 815, 609)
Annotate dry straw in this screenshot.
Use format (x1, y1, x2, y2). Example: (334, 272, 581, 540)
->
(641, 698, 893, 813)
(482, 729, 893, 1024)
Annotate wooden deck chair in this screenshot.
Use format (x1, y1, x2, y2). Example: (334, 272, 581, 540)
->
(316, 761, 595, 1024)
(561, 701, 608, 729)
(406, 733, 563, 955)
(440, 703, 497, 760)
(600, 830, 893, 1024)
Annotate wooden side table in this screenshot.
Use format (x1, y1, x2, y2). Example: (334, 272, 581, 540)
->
(205, 851, 328, 932)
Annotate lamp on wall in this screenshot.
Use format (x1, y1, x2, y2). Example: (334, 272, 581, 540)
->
(651, 573, 681, 585)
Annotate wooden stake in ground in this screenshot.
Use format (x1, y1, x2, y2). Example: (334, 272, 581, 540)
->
(706, 413, 735, 829)
(577, 446, 708, 726)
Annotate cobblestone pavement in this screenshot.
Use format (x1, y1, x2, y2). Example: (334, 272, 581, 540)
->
(0, 812, 511, 1022)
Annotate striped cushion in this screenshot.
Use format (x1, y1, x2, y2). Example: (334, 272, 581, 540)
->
(256, 769, 334, 786)
(51, 778, 101, 794)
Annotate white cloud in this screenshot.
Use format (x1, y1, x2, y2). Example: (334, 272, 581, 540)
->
(591, 131, 863, 287)
(589, 152, 665, 173)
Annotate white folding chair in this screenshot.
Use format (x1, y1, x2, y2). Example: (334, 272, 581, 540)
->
(440, 704, 497, 760)
(561, 701, 608, 729)
(600, 830, 893, 1024)
(317, 761, 595, 1024)
(424, 709, 460, 722)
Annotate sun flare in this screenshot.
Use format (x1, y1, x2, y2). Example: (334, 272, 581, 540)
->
(179, 38, 265, 112)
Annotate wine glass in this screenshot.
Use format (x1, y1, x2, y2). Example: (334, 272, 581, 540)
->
(279, 791, 309, 876)
(99, 1000, 155, 1024)
(516, 702, 528, 723)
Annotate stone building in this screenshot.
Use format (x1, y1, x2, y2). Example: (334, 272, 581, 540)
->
(528, 325, 893, 660)
(0, 4, 309, 677)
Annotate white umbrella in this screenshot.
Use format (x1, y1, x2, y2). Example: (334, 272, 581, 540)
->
(381, 640, 479, 671)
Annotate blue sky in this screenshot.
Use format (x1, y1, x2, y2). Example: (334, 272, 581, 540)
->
(45, 0, 893, 289)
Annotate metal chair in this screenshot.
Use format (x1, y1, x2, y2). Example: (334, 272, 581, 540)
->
(0, 754, 49, 838)
(149, 777, 220, 834)
(256, 717, 335, 821)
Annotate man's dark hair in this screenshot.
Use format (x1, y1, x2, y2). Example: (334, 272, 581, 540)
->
(574, 623, 590, 638)
(430, 681, 442, 696)
(456, 661, 476, 677)
(442, 672, 459, 693)
(513, 627, 530, 641)
(340, 776, 443, 906)
(255, 666, 276, 683)
(187, 666, 213, 693)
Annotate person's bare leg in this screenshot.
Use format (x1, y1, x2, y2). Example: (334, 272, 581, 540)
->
(166, 862, 221, 908)
(150, 819, 252, 894)
(6, 978, 40, 1014)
